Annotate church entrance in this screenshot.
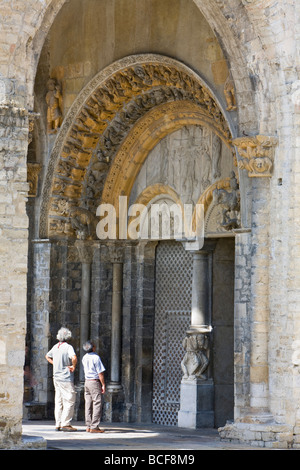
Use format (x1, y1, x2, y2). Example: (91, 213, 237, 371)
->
(152, 238, 234, 427)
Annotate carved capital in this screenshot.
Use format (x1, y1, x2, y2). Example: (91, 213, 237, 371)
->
(233, 135, 278, 178)
(108, 242, 124, 263)
(74, 239, 94, 263)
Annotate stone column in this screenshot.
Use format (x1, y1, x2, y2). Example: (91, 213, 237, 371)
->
(72, 240, 94, 421)
(178, 241, 215, 428)
(108, 260, 123, 390)
(24, 239, 52, 420)
(219, 135, 279, 443)
(75, 240, 94, 382)
(234, 135, 277, 422)
(105, 243, 124, 421)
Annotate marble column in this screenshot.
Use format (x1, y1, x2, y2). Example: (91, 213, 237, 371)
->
(178, 241, 215, 428)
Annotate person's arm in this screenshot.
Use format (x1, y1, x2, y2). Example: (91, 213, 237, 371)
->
(68, 355, 77, 373)
(45, 354, 53, 365)
(98, 372, 105, 394)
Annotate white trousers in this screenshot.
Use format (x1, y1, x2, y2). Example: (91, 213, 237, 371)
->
(53, 379, 76, 427)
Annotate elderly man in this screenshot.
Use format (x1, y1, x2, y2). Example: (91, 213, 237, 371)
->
(82, 340, 106, 433)
(45, 327, 77, 431)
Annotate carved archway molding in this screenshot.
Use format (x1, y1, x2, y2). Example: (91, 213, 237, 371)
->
(39, 54, 234, 239)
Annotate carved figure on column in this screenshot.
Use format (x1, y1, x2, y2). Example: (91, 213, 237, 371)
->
(181, 331, 210, 380)
(224, 75, 237, 111)
(213, 171, 240, 230)
(46, 78, 63, 134)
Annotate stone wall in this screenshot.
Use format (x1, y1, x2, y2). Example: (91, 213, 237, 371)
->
(0, 105, 29, 447)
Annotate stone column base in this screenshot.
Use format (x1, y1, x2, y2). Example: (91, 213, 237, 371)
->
(23, 402, 48, 420)
(218, 420, 295, 449)
(178, 379, 214, 428)
(103, 388, 125, 422)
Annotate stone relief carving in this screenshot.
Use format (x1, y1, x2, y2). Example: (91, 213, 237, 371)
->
(181, 331, 210, 380)
(224, 74, 237, 111)
(233, 135, 278, 178)
(69, 205, 98, 240)
(46, 78, 63, 134)
(213, 171, 240, 231)
(42, 55, 233, 238)
(130, 125, 233, 212)
(28, 112, 39, 145)
(27, 162, 41, 197)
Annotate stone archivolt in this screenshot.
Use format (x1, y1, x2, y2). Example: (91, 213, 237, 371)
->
(41, 55, 234, 239)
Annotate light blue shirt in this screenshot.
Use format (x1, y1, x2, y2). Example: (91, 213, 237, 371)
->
(82, 352, 105, 380)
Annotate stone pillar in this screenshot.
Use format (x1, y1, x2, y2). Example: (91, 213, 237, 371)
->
(178, 242, 215, 428)
(105, 243, 124, 421)
(0, 104, 30, 447)
(75, 240, 94, 382)
(28, 240, 52, 418)
(234, 135, 277, 422)
(232, 228, 252, 419)
(219, 136, 283, 445)
(109, 261, 123, 389)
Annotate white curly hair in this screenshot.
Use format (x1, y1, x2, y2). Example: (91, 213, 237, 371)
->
(56, 327, 72, 342)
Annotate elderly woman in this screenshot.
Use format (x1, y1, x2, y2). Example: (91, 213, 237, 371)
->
(45, 327, 77, 431)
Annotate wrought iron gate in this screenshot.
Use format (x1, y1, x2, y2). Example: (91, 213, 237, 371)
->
(152, 241, 193, 426)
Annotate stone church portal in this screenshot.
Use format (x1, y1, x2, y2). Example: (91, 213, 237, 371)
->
(0, 0, 299, 450)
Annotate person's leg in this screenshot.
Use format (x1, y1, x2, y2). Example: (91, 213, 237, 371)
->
(84, 382, 93, 430)
(88, 381, 104, 432)
(53, 379, 63, 429)
(60, 381, 77, 429)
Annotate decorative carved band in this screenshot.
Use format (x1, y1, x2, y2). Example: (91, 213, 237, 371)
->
(233, 135, 278, 177)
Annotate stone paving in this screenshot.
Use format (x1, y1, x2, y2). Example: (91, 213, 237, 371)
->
(20, 420, 266, 451)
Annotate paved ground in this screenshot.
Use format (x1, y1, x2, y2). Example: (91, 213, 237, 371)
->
(21, 420, 265, 452)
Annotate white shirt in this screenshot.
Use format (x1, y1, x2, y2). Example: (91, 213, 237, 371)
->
(82, 352, 105, 380)
(46, 342, 76, 382)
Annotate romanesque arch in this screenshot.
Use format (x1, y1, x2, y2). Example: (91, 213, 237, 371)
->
(39, 54, 236, 240)
(1, 0, 299, 449)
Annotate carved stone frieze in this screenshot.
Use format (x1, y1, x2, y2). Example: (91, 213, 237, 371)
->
(233, 135, 278, 177)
